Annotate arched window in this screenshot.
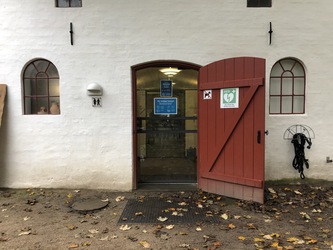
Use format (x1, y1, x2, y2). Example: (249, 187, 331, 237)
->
(269, 58, 305, 114)
(23, 59, 60, 115)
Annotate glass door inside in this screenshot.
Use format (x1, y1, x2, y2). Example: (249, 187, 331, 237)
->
(136, 67, 198, 183)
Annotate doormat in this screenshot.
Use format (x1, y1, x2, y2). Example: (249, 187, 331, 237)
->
(118, 197, 221, 224)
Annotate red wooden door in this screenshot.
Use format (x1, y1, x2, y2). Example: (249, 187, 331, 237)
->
(198, 57, 265, 203)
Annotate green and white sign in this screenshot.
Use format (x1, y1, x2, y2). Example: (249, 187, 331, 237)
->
(220, 88, 239, 108)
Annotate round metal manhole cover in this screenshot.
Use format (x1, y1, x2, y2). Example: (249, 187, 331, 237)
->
(71, 198, 109, 212)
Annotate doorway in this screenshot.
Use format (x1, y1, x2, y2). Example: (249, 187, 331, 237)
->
(132, 61, 201, 188)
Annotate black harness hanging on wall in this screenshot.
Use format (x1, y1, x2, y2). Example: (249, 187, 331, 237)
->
(284, 125, 315, 179)
(291, 133, 312, 179)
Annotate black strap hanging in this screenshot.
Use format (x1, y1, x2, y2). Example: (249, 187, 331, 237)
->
(291, 133, 312, 179)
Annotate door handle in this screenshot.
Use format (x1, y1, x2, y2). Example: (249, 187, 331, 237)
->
(257, 130, 261, 144)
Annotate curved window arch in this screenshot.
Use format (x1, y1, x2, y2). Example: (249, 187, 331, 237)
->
(23, 59, 60, 115)
(269, 58, 306, 114)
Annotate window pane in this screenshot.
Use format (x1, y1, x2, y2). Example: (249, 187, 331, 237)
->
(49, 79, 60, 96)
(24, 79, 33, 95)
(25, 97, 37, 114)
(34, 60, 49, 73)
(282, 96, 292, 113)
(50, 98, 61, 115)
(57, 0, 82, 7)
(47, 63, 59, 77)
(24, 64, 38, 77)
(71, 0, 82, 7)
(269, 96, 280, 114)
(293, 96, 304, 113)
(271, 63, 284, 77)
(247, 0, 271, 7)
(37, 98, 49, 115)
(292, 62, 305, 77)
(294, 78, 305, 95)
(36, 74, 48, 96)
(282, 78, 292, 95)
(57, 0, 69, 7)
(280, 59, 296, 71)
(270, 78, 281, 95)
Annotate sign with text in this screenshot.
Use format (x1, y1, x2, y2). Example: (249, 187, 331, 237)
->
(160, 80, 173, 97)
(154, 97, 177, 115)
(220, 88, 239, 108)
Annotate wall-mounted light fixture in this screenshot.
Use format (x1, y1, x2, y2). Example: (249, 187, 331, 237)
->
(87, 83, 103, 96)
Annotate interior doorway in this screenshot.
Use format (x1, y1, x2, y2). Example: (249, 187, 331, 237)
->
(132, 61, 201, 188)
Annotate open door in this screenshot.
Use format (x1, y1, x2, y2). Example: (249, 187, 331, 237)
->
(198, 57, 265, 203)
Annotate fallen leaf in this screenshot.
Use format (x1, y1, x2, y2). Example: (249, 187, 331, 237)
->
(166, 225, 174, 230)
(287, 237, 299, 242)
(99, 236, 109, 241)
(178, 202, 187, 206)
(300, 212, 311, 220)
(135, 212, 143, 216)
(263, 234, 273, 240)
(157, 216, 168, 222)
(294, 190, 302, 195)
(179, 243, 190, 248)
(268, 188, 276, 194)
(196, 227, 202, 232)
(23, 216, 31, 221)
(67, 225, 78, 230)
(213, 241, 222, 246)
(119, 225, 131, 231)
(271, 242, 279, 248)
(306, 239, 318, 244)
(88, 229, 99, 234)
(139, 241, 150, 248)
(67, 243, 79, 249)
(238, 236, 246, 241)
(254, 237, 264, 242)
(81, 241, 91, 246)
(115, 196, 125, 202)
(221, 213, 228, 220)
(228, 223, 236, 229)
(247, 223, 257, 229)
(18, 231, 31, 236)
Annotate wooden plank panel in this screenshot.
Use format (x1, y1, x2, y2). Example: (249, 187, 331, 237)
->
(233, 58, 245, 178)
(253, 58, 266, 181)
(201, 178, 263, 203)
(0, 84, 7, 128)
(198, 78, 263, 90)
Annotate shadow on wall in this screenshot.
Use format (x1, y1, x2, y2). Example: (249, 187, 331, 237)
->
(0, 91, 8, 187)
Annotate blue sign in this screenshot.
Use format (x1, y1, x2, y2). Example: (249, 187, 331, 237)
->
(160, 80, 173, 97)
(154, 98, 177, 115)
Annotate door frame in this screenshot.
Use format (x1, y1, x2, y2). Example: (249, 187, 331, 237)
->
(131, 60, 201, 189)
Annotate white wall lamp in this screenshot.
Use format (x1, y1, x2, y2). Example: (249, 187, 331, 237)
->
(87, 83, 103, 96)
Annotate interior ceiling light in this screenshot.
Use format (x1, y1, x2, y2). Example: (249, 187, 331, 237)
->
(160, 67, 181, 77)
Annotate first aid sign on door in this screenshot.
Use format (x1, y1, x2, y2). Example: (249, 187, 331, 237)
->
(220, 88, 239, 108)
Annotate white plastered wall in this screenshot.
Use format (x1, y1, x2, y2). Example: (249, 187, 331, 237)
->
(0, 0, 333, 190)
